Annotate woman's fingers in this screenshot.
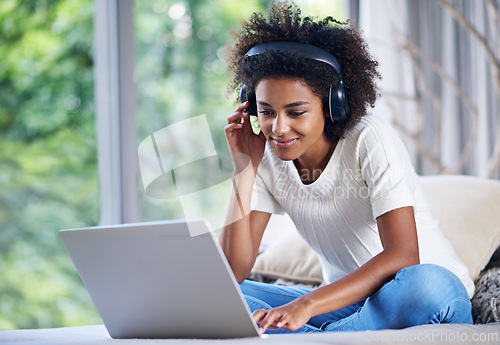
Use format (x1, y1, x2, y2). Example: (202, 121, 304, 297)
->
(237, 100, 249, 111)
(252, 309, 267, 324)
(224, 122, 243, 133)
(225, 103, 254, 141)
(253, 309, 269, 333)
(253, 309, 285, 334)
(227, 112, 247, 125)
(276, 313, 291, 328)
(253, 301, 312, 333)
(227, 102, 249, 124)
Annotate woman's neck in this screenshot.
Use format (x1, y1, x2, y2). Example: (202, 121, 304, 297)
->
(293, 139, 337, 184)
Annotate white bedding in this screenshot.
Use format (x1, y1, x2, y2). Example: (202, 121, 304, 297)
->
(1, 323, 499, 345)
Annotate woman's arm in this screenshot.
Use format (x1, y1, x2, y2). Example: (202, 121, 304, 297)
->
(254, 206, 419, 332)
(219, 102, 269, 283)
(220, 208, 271, 283)
(219, 160, 270, 282)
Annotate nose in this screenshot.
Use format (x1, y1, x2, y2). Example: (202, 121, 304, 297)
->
(272, 113, 290, 137)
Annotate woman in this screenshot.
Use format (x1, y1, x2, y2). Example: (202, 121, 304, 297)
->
(220, 0, 473, 334)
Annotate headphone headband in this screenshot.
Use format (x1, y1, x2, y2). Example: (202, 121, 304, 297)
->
(244, 41, 344, 77)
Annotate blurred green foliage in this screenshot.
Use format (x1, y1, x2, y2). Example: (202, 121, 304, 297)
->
(0, 0, 345, 330)
(0, 0, 100, 329)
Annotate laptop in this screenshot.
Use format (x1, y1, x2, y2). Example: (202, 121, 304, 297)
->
(59, 219, 261, 339)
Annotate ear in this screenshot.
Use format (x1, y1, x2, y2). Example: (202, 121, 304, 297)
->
(323, 109, 331, 122)
(322, 98, 331, 120)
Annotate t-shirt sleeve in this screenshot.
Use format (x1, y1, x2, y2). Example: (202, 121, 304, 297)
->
(250, 164, 284, 215)
(358, 117, 417, 220)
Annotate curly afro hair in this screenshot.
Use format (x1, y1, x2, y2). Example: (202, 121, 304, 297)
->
(226, 0, 381, 141)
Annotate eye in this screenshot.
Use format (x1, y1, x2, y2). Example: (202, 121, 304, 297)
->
(258, 109, 273, 116)
(289, 111, 306, 116)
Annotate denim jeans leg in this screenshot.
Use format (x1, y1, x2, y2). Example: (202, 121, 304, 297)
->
(321, 264, 472, 332)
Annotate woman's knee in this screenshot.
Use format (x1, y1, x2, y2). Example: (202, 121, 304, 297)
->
(397, 264, 469, 301)
(392, 264, 472, 323)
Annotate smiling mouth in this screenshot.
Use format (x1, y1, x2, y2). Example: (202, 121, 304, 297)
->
(272, 138, 299, 148)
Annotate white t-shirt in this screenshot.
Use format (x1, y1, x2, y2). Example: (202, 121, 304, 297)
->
(251, 114, 475, 298)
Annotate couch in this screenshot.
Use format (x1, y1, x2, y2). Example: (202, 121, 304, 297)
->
(1, 175, 499, 344)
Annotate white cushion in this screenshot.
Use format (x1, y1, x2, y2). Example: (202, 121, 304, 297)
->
(253, 227, 323, 284)
(252, 175, 500, 283)
(420, 175, 500, 281)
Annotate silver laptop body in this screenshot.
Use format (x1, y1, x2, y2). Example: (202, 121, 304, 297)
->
(59, 219, 260, 339)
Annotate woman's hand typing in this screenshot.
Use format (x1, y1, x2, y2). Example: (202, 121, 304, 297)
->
(253, 297, 314, 333)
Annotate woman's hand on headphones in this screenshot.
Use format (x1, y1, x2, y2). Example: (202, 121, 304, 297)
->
(225, 101, 266, 174)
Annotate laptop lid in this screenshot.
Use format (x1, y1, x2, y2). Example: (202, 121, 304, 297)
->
(59, 219, 260, 339)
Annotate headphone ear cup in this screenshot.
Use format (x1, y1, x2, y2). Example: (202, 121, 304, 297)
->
(239, 83, 248, 103)
(247, 91, 257, 116)
(329, 81, 349, 122)
(240, 83, 257, 116)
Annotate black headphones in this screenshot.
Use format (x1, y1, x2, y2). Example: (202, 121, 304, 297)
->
(239, 41, 349, 122)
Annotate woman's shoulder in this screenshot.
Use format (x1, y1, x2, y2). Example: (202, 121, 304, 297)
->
(351, 114, 396, 134)
(344, 114, 402, 145)
(340, 114, 413, 170)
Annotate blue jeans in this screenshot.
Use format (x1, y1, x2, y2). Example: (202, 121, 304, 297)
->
(240, 264, 472, 333)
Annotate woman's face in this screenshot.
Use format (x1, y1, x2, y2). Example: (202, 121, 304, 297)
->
(255, 78, 332, 166)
